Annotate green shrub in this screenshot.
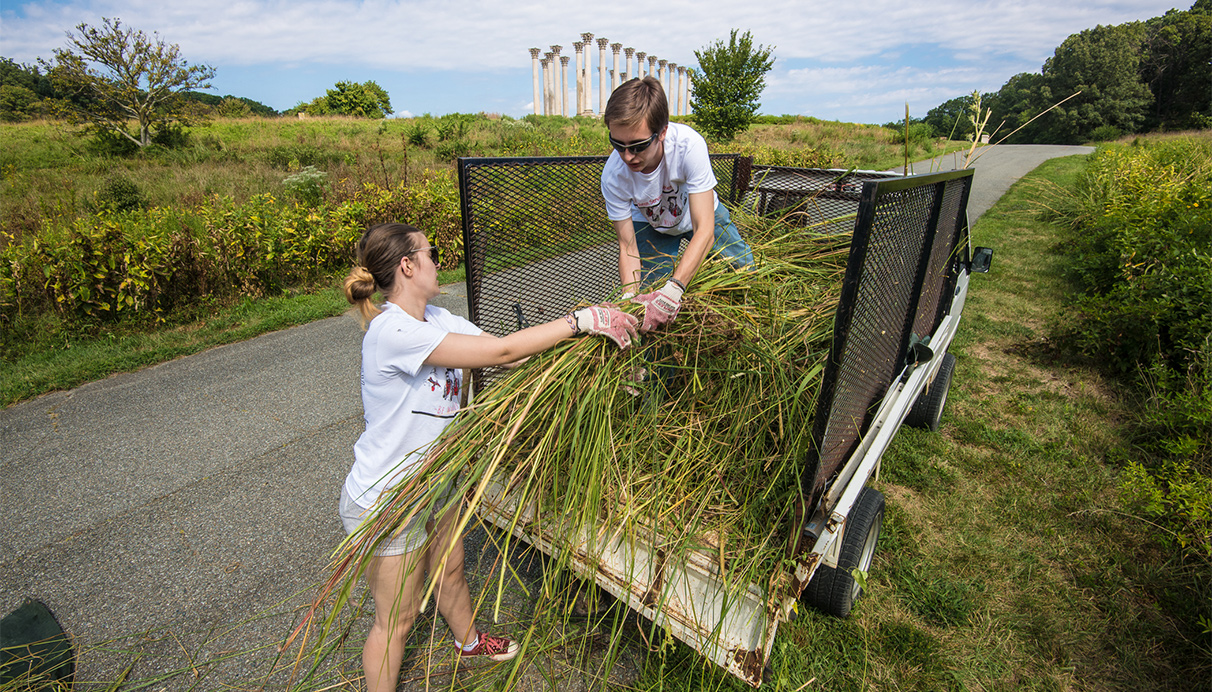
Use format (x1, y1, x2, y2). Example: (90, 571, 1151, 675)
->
(282, 165, 328, 206)
(723, 142, 853, 169)
(151, 123, 191, 148)
(264, 144, 341, 171)
(1050, 137, 1212, 376)
(434, 139, 472, 162)
(404, 120, 430, 147)
(90, 175, 147, 214)
(888, 122, 935, 146)
(86, 128, 139, 157)
(1089, 125, 1122, 142)
(0, 174, 463, 340)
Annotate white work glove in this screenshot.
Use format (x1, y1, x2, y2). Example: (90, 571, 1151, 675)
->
(632, 280, 684, 332)
(572, 305, 639, 349)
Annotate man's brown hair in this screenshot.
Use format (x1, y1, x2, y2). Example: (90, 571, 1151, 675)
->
(604, 76, 668, 135)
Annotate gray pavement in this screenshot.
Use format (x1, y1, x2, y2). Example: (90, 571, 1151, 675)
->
(0, 145, 1092, 690)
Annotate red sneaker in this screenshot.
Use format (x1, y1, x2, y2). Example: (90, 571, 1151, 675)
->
(459, 631, 519, 662)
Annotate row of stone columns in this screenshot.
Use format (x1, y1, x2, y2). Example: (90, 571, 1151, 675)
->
(530, 36, 692, 118)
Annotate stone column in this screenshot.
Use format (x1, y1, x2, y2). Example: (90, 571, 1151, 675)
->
(678, 65, 688, 116)
(623, 47, 634, 82)
(648, 55, 658, 86)
(597, 38, 609, 115)
(560, 55, 571, 117)
(580, 33, 594, 116)
(668, 63, 678, 114)
(658, 59, 668, 100)
(573, 42, 584, 118)
(610, 43, 622, 92)
(548, 45, 563, 116)
(635, 51, 646, 79)
(529, 48, 542, 115)
(542, 53, 554, 115)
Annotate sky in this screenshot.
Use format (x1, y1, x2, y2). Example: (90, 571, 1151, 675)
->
(0, 1, 1190, 125)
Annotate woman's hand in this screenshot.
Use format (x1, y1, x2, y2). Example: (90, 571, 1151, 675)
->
(572, 305, 640, 349)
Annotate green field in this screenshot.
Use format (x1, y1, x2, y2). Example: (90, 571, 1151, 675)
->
(1, 116, 1207, 690)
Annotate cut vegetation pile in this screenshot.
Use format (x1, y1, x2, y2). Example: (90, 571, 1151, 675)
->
(301, 217, 854, 669)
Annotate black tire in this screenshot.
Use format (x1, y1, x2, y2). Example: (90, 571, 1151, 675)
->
(904, 352, 956, 431)
(801, 487, 885, 618)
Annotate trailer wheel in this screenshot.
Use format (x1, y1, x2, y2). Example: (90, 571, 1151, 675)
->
(802, 487, 885, 618)
(904, 352, 956, 431)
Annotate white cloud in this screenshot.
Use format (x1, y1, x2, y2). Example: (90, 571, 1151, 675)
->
(1, 0, 1182, 122)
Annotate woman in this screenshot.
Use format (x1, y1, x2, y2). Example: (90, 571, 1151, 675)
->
(340, 222, 637, 691)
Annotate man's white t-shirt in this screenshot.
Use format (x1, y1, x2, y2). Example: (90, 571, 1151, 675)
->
(601, 122, 719, 236)
(344, 301, 482, 508)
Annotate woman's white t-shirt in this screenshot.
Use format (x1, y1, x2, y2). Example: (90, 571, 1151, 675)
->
(344, 301, 482, 508)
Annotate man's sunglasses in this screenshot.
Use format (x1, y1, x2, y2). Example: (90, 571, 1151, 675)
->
(408, 246, 441, 265)
(608, 131, 661, 156)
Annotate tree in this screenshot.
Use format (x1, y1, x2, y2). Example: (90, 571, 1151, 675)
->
(1038, 23, 1152, 143)
(1139, 7, 1212, 129)
(324, 80, 393, 118)
(41, 18, 215, 147)
(690, 30, 774, 142)
(986, 72, 1050, 143)
(0, 57, 54, 121)
(924, 96, 971, 140)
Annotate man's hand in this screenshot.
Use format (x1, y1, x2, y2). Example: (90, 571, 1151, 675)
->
(572, 305, 640, 349)
(632, 280, 684, 332)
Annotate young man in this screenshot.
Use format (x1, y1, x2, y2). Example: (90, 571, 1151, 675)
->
(601, 76, 753, 332)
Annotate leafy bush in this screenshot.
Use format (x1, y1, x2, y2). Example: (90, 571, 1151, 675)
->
(90, 175, 147, 214)
(265, 144, 340, 171)
(887, 122, 936, 146)
(404, 120, 430, 147)
(0, 173, 463, 339)
(1089, 125, 1122, 142)
(1046, 134, 1212, 625)
(723, 142, 852, 169)
(282, 165, 328, 206)
(1050, 137, 1212, 376)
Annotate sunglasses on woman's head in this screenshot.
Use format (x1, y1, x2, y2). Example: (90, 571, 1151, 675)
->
(608, 130, 660, 155)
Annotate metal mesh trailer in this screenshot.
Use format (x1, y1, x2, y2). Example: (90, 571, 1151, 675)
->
(457, 156, 987, 685)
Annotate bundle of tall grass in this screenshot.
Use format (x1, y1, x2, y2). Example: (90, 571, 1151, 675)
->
(295, 216, 854, 677)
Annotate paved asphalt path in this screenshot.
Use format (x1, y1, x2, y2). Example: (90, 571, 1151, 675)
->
(1, 144, 1091, 690)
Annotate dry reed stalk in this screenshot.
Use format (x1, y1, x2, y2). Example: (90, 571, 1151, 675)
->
(289, 216, 855, 680)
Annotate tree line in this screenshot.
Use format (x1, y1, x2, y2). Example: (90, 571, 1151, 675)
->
(906, 1, 1210, 144)
(0, 18, 395, 149)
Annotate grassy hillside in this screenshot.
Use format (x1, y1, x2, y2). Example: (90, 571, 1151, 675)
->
(0, 114, 946, 243)
(0, 114, 956, 407)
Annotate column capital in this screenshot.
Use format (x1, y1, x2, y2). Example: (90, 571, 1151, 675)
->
(550, 45, 562, 55)
(580, 32, 594, 43)
(573, 41, 583, 52)
(597, 37, 609, 49)
(611, 42, 622, 53)
(658, 59, 667, 68)
(635, 51, 646, 60)
(624, 47, 634, 58)
(529, 48, 541, 58)
(544, 51, 553, 60)
(560, 55, 570, 65)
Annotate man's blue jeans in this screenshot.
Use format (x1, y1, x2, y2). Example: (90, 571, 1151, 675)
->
(632, 203, 753, 287)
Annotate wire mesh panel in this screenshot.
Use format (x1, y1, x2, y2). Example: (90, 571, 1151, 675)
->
(804, 169, 974, 508)
(458, 154, 747, 388)
(740, 166, 900, 233)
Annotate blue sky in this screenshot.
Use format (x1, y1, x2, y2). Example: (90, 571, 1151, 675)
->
(0, 0, 1188, 125)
